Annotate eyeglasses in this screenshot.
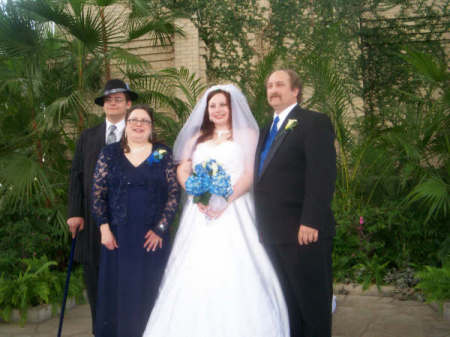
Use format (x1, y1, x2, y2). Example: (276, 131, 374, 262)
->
(104, 97, 126, 103)
(127, 118, 152, 126)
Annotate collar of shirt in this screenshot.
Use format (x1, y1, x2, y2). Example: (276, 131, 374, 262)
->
(272, 103, 298, 131)
(105, 118, 125, 142)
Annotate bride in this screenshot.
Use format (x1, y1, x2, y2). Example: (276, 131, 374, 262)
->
(142, 84, 289, 337)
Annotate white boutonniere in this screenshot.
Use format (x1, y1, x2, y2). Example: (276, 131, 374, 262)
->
(147, 149, 167, 165)
(285, 119, 298, 131)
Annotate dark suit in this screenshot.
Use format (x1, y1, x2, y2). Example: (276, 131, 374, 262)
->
(67, 122, 106, 330)
(254, 105, 336, 337)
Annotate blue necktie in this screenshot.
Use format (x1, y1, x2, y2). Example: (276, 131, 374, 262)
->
(258, 116, 280, 176)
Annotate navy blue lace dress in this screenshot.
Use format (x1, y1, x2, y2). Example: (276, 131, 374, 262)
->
(92, 142, 180, 337)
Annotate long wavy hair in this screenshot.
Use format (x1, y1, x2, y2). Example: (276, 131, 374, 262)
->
(196, 89, 233, 144)
(121, 104, 157, 153)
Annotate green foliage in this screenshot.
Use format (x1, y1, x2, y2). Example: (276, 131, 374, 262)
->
(0, 0, 203, 325)
(161, 0, 267, 85)
(354, 255, 390, 290)
(128, 67, 206, 145)
(0, 207, 68, 274)
(415, 235, 450, 305)
(407, 175, 449, 223)
(416, 264, 450, 306)
(0, 0, 200, 226)
(240, 51, 278, 126)
(0, 256, 84, 325)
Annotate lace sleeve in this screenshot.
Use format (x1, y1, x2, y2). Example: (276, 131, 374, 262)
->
(92, 150, 110, 226)
(154, 152, 180, 236)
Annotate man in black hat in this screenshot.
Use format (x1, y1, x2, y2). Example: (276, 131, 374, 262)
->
(67, 79, 138, 332)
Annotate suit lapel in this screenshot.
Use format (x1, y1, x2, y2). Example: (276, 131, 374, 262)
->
(258, 106, 301, 180)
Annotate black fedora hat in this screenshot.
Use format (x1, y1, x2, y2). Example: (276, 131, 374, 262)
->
(95, 79, 138, 106)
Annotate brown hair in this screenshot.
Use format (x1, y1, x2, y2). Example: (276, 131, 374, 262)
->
(196, 89, 233, 144)
(266, 69, 303, 102)
(121, 104, 156, 153)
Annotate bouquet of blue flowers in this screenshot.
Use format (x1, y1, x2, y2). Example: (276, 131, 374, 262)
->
(185, 159, 233, 207)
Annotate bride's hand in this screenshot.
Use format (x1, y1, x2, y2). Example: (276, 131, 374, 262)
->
(205, 205, 228, 220)
(197, 202, 209, 214)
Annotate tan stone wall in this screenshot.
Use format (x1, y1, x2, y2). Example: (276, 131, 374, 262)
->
(123, 37, 174, 71)
(117, 17, 206, 84)
(173, 18, 207, 85)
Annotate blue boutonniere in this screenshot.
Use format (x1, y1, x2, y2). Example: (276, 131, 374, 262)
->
(285, 119, 298, 131)
(147, 148, 167, 166)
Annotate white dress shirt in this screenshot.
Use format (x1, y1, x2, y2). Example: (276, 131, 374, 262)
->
(272, 103, 298, 131)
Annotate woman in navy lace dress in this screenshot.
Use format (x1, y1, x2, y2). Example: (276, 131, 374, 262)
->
(92, 104, 180, 337)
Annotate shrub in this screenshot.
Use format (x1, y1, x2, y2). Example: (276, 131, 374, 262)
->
(0, 256, 84, 325)
(416, 264, 450, 307)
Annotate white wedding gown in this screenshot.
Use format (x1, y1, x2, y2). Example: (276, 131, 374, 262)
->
(143, 141, 289, 337)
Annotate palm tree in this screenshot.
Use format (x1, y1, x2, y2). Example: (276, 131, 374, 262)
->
(0, 0, 201, 239)
(400, 49, 450, 223)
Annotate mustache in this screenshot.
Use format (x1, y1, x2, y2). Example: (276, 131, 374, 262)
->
(269, 94, 281, 100)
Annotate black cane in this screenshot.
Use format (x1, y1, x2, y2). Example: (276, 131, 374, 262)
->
(57, 228, 79, 337)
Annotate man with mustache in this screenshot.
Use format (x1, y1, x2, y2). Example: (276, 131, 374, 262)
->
(254, 69, 337, 337)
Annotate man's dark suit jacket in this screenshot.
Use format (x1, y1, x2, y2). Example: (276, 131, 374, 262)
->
(68, 122, 106, 265)
(254, 105, 336, 244)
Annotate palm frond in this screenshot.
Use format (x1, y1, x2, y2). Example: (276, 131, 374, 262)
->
(20, 0, 123, 53)
(406, 175, 450, 222)
(160, 67, 206, 112)
(18, 0, 74, 29)
(127, 14, 183, 44)
(381, 131, 422, 162)
(126, 0, 163, 18)
(400, 47, 448, 84)
(39, 90, 91, 131)
(127, 71, 174, 107)
(0, 153, 56, 210)
(0, 5, 47, 58)
(69, 6, 122, 52)
(108, 47, 148, 71)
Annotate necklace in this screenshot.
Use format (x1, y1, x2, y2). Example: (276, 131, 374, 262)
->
(214, 129, 231, 137)
(212, 129, 232, 145)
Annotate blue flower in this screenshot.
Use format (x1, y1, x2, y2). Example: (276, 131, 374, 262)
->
(193, 163, 209, 177)
(185, 159, 233, 203)
(185, 174, 211, 196)
(209, 173, 233, 198)
(147, 149, 167, 166)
